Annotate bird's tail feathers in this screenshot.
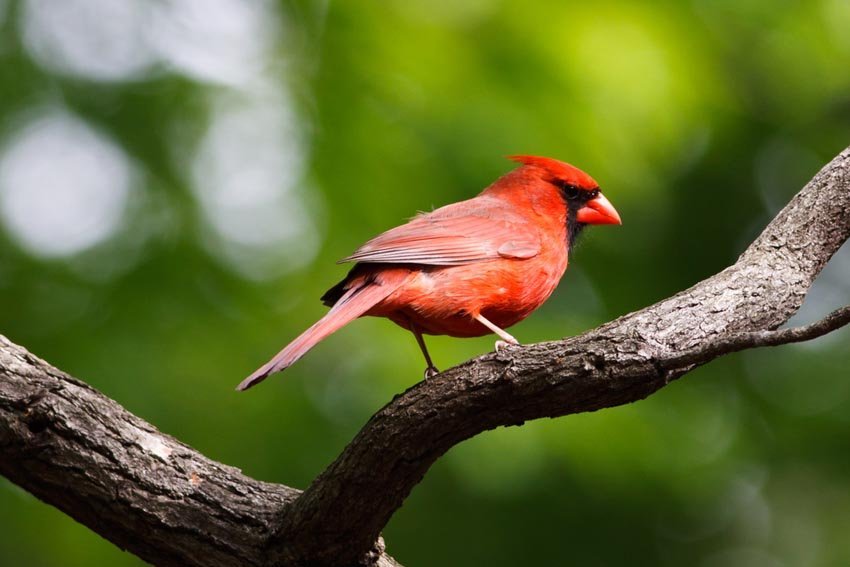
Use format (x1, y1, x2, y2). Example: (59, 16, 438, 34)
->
(236, 279, 399, 391)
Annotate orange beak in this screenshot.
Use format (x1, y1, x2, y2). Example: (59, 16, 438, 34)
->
(576, 192, 621, 225)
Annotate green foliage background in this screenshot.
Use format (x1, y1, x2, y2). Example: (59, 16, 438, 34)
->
(2, 1, 850, 565)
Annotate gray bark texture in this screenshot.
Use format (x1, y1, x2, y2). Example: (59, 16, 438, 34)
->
(2, 146, 850, 567)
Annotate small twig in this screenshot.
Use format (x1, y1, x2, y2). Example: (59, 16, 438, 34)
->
(662, 305, 850, 369)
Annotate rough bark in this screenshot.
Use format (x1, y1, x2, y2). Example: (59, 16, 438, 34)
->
(0, 337, 300, 566)
(2, 146, 849, 567)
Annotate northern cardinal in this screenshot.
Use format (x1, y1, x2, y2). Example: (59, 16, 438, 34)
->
(238, 156, 620, 391)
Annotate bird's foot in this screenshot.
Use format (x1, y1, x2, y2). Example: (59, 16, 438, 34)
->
(424, 365, 440, 379)
(494, 339, 520, 352)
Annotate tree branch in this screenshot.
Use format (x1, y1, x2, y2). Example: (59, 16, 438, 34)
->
(0, 335, 299, 566)
(2, 146, 849, 567)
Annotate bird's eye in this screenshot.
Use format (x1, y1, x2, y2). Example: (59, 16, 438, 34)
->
(560, 183, 581, 200)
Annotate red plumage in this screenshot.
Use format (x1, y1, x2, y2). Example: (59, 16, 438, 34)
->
(238, 156, 620, 391)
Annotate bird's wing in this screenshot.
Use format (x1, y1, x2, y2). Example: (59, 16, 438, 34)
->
(340, 199, 541, 266)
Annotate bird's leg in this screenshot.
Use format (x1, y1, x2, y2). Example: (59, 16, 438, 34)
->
(410, 322, 439, 379)
(473, 313, 520, 352)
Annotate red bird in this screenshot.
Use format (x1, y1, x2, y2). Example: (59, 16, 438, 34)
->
(238, 156, 620, 391)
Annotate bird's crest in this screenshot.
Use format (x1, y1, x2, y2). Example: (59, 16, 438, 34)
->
(507, 155, 599, 190)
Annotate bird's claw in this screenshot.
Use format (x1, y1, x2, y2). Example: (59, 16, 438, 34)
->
(494, 339, 520, 352)
(424, 366, 440, 379)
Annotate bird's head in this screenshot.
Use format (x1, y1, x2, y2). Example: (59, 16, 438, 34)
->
(507, 155, 621, 226)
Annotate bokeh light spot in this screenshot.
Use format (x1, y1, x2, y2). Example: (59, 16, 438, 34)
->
(191, 88, 320, 280)
(21, 0, 156, 81)
(0, 112, 133, 258)
(149, 0, 277, 86)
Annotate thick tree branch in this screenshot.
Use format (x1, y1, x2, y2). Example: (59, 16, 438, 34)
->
(1, 146, 849, 567)
(0, 336, 300, 566)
